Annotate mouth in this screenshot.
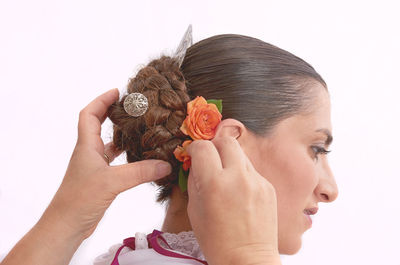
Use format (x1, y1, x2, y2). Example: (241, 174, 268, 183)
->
(304, 207, 318, 215)
(303, 207, 318, 227)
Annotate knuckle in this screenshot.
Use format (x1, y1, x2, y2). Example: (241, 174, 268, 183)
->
(239, 178, 255, 195)
(234, 170, 261, 194)
(260, 178, 276, 194)
(78, 110, 87, 127)
(138, 161, 158, 183)
(135, 164, 147, 184)
(190, 140, 212, 153)
(214, 136, 234, 146)
(78, 108, 87, 119)
(221, 136, 235, 145)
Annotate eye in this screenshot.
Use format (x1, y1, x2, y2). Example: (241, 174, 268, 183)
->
(311, 146, 331, 161)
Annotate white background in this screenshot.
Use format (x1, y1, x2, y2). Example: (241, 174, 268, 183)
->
(1, 0, 399, 264)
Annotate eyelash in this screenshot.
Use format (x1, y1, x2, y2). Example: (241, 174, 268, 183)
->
(311, 146, 331, 161)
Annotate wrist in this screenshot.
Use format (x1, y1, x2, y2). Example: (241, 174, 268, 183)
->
(38, 201, 86, 245)
(27, 208, 86, 264)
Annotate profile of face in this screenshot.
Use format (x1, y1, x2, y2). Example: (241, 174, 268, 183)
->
(219, 84, 339, 254)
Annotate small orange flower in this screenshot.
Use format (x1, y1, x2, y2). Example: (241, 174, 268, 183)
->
(173, 140, 193, 171)
(180, 96, 222, 140)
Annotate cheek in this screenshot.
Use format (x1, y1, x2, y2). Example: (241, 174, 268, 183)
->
(252, 147, 317, 216)
(256, 145, 317, 204)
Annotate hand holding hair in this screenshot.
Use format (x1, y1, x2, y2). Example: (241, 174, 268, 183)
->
(46, 88, 172, 239)
(186, 135, 281, 265)
(1, 88, 172, 265)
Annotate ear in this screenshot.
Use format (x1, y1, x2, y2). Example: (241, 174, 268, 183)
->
(213, 118, 246, 140)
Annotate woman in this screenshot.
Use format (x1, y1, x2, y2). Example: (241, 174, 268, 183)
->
(95, 33, 338, 264)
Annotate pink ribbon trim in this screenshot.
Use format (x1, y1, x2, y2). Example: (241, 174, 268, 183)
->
(110, 229, 208, 265)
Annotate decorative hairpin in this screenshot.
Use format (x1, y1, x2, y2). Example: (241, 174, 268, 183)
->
(174, 24, 193, 68)
(123, 92, 149, 117)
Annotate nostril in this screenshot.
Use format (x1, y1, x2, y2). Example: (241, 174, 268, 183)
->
(321, 193, 329, 201)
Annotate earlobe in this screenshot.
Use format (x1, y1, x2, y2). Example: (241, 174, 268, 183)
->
(214, 118, 245, 139)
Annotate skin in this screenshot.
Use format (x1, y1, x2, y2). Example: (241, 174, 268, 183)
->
(162, 83, 339, 255)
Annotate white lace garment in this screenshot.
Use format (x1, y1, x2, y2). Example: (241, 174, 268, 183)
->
(159, 230, 206, 260)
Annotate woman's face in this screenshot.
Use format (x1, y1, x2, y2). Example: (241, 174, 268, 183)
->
(239, 85, 339, 254)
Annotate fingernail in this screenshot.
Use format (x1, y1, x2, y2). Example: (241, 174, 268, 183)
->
(156, 162, 172, 178)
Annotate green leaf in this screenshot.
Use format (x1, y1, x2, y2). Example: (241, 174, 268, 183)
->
(178, 165, 189, 192)
(206, 99, 223, 114)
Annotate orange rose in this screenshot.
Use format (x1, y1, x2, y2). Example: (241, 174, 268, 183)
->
(180, 96, 222, 140)
(173, 140, 193, 171)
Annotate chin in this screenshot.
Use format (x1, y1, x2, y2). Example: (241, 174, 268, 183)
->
(278, 236, 302, 255)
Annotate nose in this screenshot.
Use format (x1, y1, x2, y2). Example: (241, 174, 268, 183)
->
(315, 162, 339, 203)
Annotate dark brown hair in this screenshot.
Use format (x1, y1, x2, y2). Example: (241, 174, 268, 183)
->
(106, 34, 327, 204)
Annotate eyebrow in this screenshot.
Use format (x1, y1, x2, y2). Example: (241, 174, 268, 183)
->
(315, 128, 333, 146)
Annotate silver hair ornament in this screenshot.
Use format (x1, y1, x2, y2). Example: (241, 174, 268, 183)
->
(174, 24, 193, 68)
(123, 92, 149, 117)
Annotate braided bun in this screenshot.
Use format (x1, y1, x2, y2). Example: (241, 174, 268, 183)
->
(106, 55, 192, 204)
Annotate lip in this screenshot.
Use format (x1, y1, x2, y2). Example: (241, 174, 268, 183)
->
(304, 213, 312, 227)
(303, 207, 318, 227)
(304, 207, 319, 215)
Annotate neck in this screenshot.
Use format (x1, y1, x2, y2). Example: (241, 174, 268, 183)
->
(161, 186, 193, 233)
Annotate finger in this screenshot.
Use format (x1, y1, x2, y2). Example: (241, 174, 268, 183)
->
(186, 140, 223, 184)
(187, 165, 199, 200)
(110, 160, 172, 193)
(103, 142, 123, 163)
(77, 88, 119, 148)
(211, 136, 248, 169)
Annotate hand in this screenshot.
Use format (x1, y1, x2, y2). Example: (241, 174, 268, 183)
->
(186, 137, 280, 265)
(1, 89, 172, 265)
(43, 88, 172, 240)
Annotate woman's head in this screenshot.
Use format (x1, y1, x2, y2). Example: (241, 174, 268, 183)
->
(107, 33, 338, 253)
(212, 85, 337, 254)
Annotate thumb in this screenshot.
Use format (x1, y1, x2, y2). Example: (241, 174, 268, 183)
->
(111, 160, 172, 193)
